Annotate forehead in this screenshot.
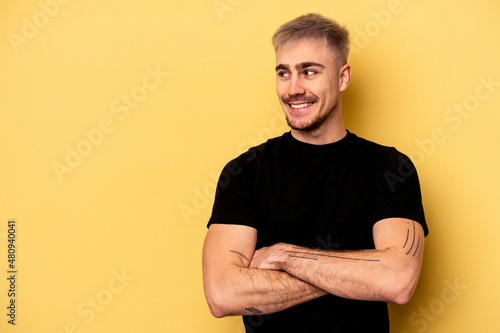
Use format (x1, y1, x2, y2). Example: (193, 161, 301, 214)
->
(275, 38, 336, 67)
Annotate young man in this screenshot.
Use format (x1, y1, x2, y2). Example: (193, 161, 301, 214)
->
(203, 13, 428, 332)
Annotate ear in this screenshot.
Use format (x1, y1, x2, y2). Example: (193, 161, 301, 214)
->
(339, 64, 351, 92)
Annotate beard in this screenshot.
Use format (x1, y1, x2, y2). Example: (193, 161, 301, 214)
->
(282, 94, 337, 132)
(282, 94, 324, 131)
(285, 106, 335, 132)
(281, 93, 337, 132)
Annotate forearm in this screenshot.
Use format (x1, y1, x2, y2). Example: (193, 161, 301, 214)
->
(276, 239, 423, 304)
(203, 224, 328, 318)
(204, 264, 326, 318)
(253, 219, 426, 305)
(282, 245, 407, 303)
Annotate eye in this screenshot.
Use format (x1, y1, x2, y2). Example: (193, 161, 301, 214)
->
(277, 71, 290, 78)
(304, 70, 316, 76)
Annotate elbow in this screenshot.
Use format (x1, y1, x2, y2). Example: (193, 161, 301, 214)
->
(390, 286, 415, 305)
(206, 296, 229, 318)
(208, 305, 227, 319)
(204, 284, 233, 318)
(203, 264, 246, 318)
(387, 274, 419, 305)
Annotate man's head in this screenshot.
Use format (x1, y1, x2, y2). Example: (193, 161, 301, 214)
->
(272, 13, 350, 70)
(273, 14, 351, 141)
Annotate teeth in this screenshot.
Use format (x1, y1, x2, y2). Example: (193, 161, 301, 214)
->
(290, 103, 313, 109)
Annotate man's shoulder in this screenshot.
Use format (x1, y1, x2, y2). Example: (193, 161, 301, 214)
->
(349, 132, 398, 155)
(348, 132, 413, 170)
(233, 133, 288, 163)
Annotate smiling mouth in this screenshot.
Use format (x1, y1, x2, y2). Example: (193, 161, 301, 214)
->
(289, 102, 314, 109)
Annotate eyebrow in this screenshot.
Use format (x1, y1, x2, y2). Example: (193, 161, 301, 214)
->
(275, 62, 325, 72)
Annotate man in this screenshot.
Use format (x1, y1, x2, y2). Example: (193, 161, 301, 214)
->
(203, 13, 428, 332)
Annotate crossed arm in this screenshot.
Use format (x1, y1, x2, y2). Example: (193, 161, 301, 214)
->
(202, 218, 425, 318)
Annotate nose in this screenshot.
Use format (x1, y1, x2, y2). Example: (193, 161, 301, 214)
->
(288, 76, 305, 96)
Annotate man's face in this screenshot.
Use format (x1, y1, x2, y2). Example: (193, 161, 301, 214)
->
(275, 38, 349, 133)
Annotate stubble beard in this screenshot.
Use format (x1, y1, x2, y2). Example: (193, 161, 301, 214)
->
(284, 104, 336, 132)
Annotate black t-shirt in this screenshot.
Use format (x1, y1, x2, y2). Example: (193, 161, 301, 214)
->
(208, 131, 428, 332)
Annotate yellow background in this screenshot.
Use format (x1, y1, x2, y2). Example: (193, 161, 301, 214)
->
(1, 0, 499, 332)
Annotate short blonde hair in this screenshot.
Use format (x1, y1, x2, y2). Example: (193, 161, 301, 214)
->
(272, 13, 350, 68)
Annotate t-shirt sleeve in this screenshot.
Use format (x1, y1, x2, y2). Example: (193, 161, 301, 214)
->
(372, 149, 429, 236)
(207, 154, 257, 229)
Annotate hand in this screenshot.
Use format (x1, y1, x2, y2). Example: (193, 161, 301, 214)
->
(249, 243, 288, 270)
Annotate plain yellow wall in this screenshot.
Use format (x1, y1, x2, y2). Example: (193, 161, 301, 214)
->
(1, 0, 499, 332)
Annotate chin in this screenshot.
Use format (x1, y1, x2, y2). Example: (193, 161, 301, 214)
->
(287, 118, 321, 132)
